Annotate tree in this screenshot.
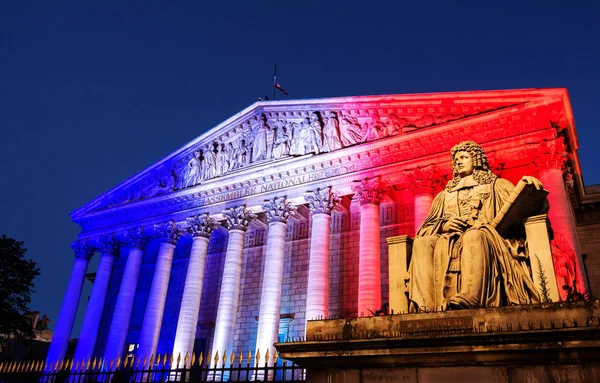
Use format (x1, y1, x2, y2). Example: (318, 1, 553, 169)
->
(0, 235, 40, 339)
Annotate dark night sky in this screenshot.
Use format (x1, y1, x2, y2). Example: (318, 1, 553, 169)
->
(1, 1, 599, 338)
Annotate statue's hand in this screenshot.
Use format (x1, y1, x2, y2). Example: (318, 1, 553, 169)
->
(521, 176, 543, 190)
(442, 217, 469, 233)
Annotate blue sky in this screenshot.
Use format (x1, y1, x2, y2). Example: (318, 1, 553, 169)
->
(1, 1, 599, 337)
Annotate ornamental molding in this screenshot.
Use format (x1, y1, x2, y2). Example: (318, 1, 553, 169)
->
(72, 240, 94, 260)
(223, 205, 256, 231)
(262, 196, 295, 224)
(304, 187, 340, 215)
(187, 213, 219, 238)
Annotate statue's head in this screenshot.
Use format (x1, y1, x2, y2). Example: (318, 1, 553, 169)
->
(450, 141, 490, 177)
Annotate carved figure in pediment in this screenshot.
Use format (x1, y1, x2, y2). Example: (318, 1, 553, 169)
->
(147, 169, 177, 197)
(339, 113, 363, 146)
(272, 120, 291, 159)
(289, 122, 303, 156)
(180, 150, 202, 188)
(307, 113, 323, 154)
(296, 116, 321, 155)
(251, 114, 270, 162)
(224, 142, 237, 172)
(202, 144, 217, 180)
(216, 143, 228, 177)
(405, 141, 543, 312)
(322, 111, 342, 152)
(386, 114, 411, 135)
(364, 113, 385, 141)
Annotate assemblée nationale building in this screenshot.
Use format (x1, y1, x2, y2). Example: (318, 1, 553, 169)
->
(45, 88, 600, 369)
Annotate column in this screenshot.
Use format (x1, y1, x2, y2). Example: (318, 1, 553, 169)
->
(352, 177, 388, 316)
(255, 197, 294, 366)
(304, 187, 339, 322)
(406, 165, 439, 233)
(46, 240, 94, 366)
(172, 214, 217, 367)
(103, 228, 148, 366)
(137, 221, 182, 361)
(73, 235, 119, 367)
(534, 137, 589, 298)
(210, 206, 255, 366)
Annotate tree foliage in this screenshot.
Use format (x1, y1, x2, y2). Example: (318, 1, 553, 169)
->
(0, 235, 40, 339)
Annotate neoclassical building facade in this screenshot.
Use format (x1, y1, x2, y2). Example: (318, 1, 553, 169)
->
(46, 88, 599, 368)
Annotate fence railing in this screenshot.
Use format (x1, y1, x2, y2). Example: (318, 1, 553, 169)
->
(0, 350, 305, 382)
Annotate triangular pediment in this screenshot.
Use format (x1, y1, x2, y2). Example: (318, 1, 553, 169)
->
(71, 88, 573, 224)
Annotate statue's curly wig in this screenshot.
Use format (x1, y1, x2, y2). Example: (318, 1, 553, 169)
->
(446, 141, 497, 191)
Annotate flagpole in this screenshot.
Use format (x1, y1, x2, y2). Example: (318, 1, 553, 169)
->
(273, 63, 277, 101)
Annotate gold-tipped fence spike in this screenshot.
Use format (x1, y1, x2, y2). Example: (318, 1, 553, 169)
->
(8, 361, 13, 373)
(98, 357, 103, 371)
(148, 354, 155, 370)
(38, 360, 43, 372)
(176, 352, 181, 367)
(238, 350, 243, 365)
(265, 349, 270, 364)
(183, 352, 188, 367)
(25, 360, 32, 372)
(32, 360, 37, 372)
(35, 360, 40, 372)
(142, 355, 148, 369)
(222, 350, 227, 367)
(22, 361, 27, 372)
(165, 353, 170, 367)
(198, 352, 204, 367)
(89, 357, 94, 370)
(0, 361, 4, 372)
(59, 359, 65, 371)
(213, 350, 219, 366)
(230, 351, 235, 366)
(274, 350, 279, 364)
(74, 360, 80, 371)
(191, 353, 196, 367)
(135, 356, 141, 369)
(16, 361, 22, 372)
(246, 350, 252, 365)
(116, 356, 121, 369)
(206, 352, 211, 366)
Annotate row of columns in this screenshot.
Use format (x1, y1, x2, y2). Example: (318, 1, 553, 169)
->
(48, 149, 585, 368)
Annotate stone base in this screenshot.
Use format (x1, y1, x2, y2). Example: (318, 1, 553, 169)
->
(276, 301, 600, 383)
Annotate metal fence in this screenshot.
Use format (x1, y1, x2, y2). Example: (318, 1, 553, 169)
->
(0, 351, 305, 383)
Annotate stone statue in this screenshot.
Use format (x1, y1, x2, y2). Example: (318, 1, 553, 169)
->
(339, 113, 363, 146)
(405, 141, 542, 312)
(252, 115, 270, 162)
(202, 144, 217, 180)
(216, 143, 228, 176)
(289, 122, 303, 156)
(180, 150, 202, 188)
(272, 121, 291, 159)
(322, 111, 342, 152)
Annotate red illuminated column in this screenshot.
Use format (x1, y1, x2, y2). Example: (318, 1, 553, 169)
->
(352, 177, 388, 316)
(103, 228, 148, 366)
(210, 206, 255, 371)
(304, 187, 339, 322)
(138, 221, 182, 362)
(406, 165, 440, 233)
(534, 137, 588, 297)
(46, 240, 94, 367)
(255, 197, 294, 375)
(73, 236, 119, 368)
(172, 214, 217, 369)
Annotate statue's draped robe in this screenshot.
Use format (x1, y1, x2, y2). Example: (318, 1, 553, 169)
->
(406, 176, 540, 311)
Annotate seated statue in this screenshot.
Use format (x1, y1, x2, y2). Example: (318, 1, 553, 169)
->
(406, 141, 542, 311)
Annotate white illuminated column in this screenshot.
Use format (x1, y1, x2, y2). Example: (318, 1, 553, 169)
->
(210, 206, 255, 368)
(255, 197, 294, 377)
(172, 214, 217, 369)
(103, 228, 148, 366)
(73, 236, 119, 368)
(406, 165, 438, 233)
(137, 221, 182, 362)
(46, 240, 94, 367)
(352, 177, 387, 316)
(304, 187, 338, 322)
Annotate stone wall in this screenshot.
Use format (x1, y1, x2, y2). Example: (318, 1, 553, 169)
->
(577, 222, 600, 297)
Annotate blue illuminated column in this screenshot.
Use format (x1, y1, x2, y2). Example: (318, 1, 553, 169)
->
(171, 214, 217, 368)
(103, 228, 148, 366)
(255, 197, 294, 375)
(304, 187, 338, 322)
(210, 206, 255, 368)
(46, 240, 94, 366)
(73, 235, 119, 368)
(137, 221, 182, 361)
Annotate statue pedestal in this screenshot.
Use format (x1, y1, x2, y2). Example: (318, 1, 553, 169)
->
(276, 301, 600, 383)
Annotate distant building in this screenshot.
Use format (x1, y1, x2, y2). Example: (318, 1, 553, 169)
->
(45, 89, 600, 367)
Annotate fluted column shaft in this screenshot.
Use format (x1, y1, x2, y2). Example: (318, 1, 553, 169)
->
(414, 193, 434, 232)
(137, 241, 176, 360)
(172, 213, 217, 367)
(46, 241, 93, 366)
(73, 238, 118, 366)
(103, 246, 144, 365)
(210, 229, 246, 363)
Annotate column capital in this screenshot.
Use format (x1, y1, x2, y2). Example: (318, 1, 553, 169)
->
(405, 165, 444, 196)
(223, 205, 256, 231)
(262, 196, 295, 224)
(533, 137, 569, 174)
(98, 235, 120, 256)
(72, 239, 94, 260)
(154, 220, 183, 245)
(187, 213, 219, 238)
(304, 187, 340, 215)
(125, 227, 149, 250)
(352, 176, 389, 206)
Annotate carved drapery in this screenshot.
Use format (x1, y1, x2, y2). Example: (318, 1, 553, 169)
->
(72, 240, 94, 260)
(262, 196, 295, 224)
(187, 213, 218, 238)
(352, 177, 388, 206)
(304, 187, 339, 215)
(155, 220, 183, 245)
(224, 205, 255, 231)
